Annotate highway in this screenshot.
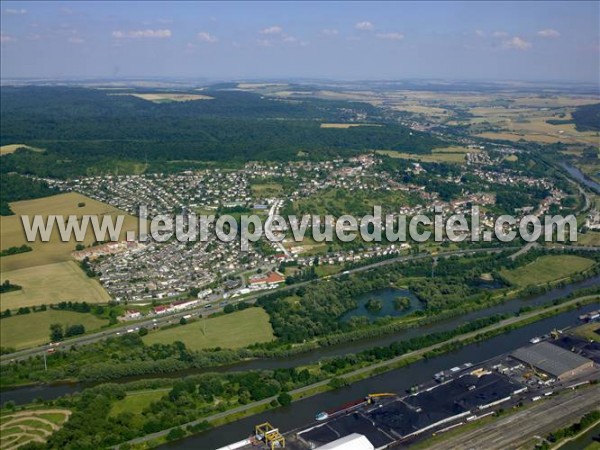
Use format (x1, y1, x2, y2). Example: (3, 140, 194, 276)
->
(0, 246, 517, 365)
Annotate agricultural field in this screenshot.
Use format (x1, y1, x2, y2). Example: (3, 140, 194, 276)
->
(142, 307, 274, 351)
(0, 309, 108, 350)
(117, 93, 214, 102)
(500, 255, 596, 287)
(467, 106, 599, 146)
(0, 192, 139, 272)
(0, 144, 44, 156)
(320, 123, 382, 129)
(380, 90, 599, 146)
(0, 409, 70, 449)
(0, 261, 111, 310)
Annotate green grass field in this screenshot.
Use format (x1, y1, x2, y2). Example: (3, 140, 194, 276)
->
(251, 182, 283, 197)
(376, 149, 470, 164)
(0, 409, 70, 449)
(288, 187, 411, 217)
(0, 310, 108, 350)
(575, 232, 600, 247)
(500, 255, 596, 287)
(315, 264, 343, 277)
(572, 323, 600, 343)
(109, 389, 169, 417)
(143, 307, 274, 351)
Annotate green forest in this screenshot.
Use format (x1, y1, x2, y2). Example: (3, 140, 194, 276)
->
(0, 86, 443, 179)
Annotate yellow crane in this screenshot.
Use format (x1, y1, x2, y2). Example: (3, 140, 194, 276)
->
(255, 423, 285, 450)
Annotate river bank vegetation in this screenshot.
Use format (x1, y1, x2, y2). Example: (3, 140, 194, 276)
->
(4, 290, 598, 450)
(1, 249, 598, 388)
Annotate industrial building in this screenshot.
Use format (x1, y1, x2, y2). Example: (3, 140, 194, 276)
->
(511, 341, 595, 381)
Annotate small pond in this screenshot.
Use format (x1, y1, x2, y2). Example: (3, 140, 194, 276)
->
(340, 287, 424, 322)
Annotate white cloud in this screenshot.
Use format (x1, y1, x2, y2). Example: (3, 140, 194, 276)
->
(112, 29, 171, 39)
(197, 31, 217, 43)
(376, 32, 404, 41)
(502, 36, 532, 50)
(0, 33, 16, 43)
(475, 30, 485, 37)
(493, 31, 509, 38)
(260, 26, 282, 35)
(538, 29, 560, 38)
(4, 8, 27, 15)
(283, 35, 298, 43)
(68, 36, 85, 44)
(322, 28, 339, 36)
(257, 39, 273, 47)
(355, 21, 374, 31)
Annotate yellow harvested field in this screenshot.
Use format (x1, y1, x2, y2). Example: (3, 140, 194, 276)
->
(320, 123, 383, 129)
(0, 144, 44, 155)
(0, 261, 111, 309)
(120, 93, 213, 102)
(0, 192, 139, 272)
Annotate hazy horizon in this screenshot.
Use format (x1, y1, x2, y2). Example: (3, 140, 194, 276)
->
(1, 1, 599, 84)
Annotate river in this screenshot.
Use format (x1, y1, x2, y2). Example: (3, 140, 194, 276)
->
(162, 301, 600, 449)
(560, 163, 600, 194)
(1, 275, 598, 406)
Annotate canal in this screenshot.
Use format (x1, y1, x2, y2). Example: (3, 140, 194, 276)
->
(1, 275, 598, 406)
(162, 301, 600, 449)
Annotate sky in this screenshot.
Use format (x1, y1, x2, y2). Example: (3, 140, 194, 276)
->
(1, 1, 599, 83)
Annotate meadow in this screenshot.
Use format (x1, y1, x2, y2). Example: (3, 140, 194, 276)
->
(0, 261, 111, 310)
(142, 307, 274, 351)
(500, 255, 596, 287)
(109, 389, 169, 418)
(0, 409, 70, 450)
(576, 232, 600, 247)
(0, 309, 108, 350)
(251, 182, 284, 197)
(376, 146, 474, 164)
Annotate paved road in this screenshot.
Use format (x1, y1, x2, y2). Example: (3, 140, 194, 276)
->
(116, 294, 599, 448)
(426, 384, 600, 450)
(1, 246, 517, 365)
